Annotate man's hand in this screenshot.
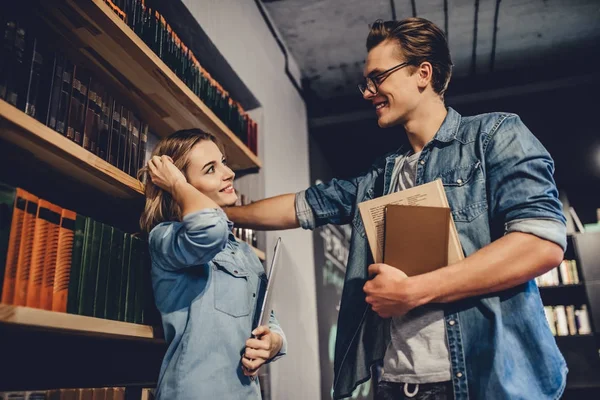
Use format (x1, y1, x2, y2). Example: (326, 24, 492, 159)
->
(363, 263, 425, 318)
(241, 326, 283, 377)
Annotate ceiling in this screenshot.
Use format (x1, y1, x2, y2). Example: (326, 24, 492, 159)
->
(263, 0, 600, 101)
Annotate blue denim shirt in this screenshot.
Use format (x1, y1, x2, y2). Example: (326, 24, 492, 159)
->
(149, 208, 287, 400)
(296, 108, 567, 400)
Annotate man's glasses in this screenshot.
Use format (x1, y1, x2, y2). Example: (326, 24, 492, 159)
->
(358, 61, 411, 96)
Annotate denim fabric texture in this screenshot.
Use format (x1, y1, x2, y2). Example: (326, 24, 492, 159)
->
(149, 208, 287, 400)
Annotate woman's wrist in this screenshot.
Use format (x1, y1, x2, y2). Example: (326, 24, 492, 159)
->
(269, 332, 283, 359)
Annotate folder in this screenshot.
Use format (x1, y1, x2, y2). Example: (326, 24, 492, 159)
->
(383, 205, 450, 276)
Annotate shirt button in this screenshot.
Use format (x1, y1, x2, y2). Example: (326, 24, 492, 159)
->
(234, 270, 238, 274)
(448, 320, 456, 326)
(420, 160, 425, 165)
(456, 372, 463, 378)
(456, 179, 463, 184)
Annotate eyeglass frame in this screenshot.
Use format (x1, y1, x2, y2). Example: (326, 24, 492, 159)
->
(358, 61, 412, 96)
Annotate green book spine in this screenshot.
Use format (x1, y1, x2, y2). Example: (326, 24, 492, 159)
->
(125, 236, 139, 323)
(92, 223, 112, 318)
(104, 227, 124, 320)
(78, 220, 102, 316)
(66, 215, 88, 314)
(133, 238, 145, 324)
(0, 182, 16, 300)
(117, 233, 131, 321)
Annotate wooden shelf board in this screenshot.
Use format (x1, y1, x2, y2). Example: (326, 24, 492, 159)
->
(0, 100, 143, 199)
(0, 304, 162, 341)
(45, 0, 261, 172)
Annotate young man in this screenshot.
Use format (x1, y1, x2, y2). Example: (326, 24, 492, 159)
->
(226, 18, 567, 400)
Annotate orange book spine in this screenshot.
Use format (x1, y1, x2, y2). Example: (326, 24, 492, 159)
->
(39, 203, 63, 310)
(25, 199, 55, 308)
(1, 188, 28, 304)
(12, 191, 39, 306)
(51, 209, 77, 312)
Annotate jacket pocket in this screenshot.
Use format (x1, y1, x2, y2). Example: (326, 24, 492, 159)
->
(438, 161, 487, 223)
(213, 259, 250, 317)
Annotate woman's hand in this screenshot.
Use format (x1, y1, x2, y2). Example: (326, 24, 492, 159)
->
(147, 155, 187, 193)
(241, 326, 283, 377)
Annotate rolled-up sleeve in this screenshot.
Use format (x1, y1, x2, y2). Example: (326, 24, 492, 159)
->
(149, 208, 229, 270)
(267, 311, 287, 362)
(484, 115, 567, 251)
(295, 176, 363, 231)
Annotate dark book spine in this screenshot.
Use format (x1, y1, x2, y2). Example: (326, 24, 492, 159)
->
(74, 72, 90, 146)
(82, 78, 98, 152)
(79, 219, 102, 316)
(5, 23, 26, 107)
(108, 100, 121, 166)
(129, 113, 140, 177)
(97, 92, 112, 161)
(55, 59, 73, 135)
(0, 17, 17, 100)
(65, 64, 80, 140)
(23, 37, 44, 119)
(118, 106, 129, 171)
(44, 52, 63, 127)
(137, 123, 148, 182)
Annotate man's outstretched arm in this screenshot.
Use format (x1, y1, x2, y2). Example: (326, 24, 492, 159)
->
(225, 193, 299, 230)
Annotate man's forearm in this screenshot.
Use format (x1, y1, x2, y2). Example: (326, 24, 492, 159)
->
(414, 232, 564, 305)
(225, 193, 299, 230)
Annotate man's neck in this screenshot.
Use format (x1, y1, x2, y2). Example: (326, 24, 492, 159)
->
(403, 99, 448, 153)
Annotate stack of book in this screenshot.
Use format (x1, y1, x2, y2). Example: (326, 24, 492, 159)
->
(0, 183, 157, 325)
(104, 0, 258, 155)
(543, 304, 592, 336)
(0, 6, 150, 178)
(535, 259, 580, 287)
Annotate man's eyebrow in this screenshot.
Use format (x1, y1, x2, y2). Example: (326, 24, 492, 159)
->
(366, 68, 384, 77)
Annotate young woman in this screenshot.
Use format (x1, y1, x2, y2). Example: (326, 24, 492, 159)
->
(139, 129, 286, 399)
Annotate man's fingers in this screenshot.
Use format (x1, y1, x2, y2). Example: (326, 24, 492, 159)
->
(242, 356, 263, 371)
(368, 263, 381, 277)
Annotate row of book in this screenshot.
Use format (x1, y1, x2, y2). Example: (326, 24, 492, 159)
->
(543, 305, 592, 336)
(535, 259, 580, 287)
(0, 7, 150, 178)
(0, 387, 154, 400)
(0, 184, 156, 325)
(103, 0, 258, 155)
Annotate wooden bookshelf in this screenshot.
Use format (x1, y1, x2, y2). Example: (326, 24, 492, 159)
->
(0, 304, 162, 341)
(0, 99, 144, 199)
(43, 0, 261, 172)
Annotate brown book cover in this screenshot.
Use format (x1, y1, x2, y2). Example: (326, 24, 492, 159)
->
(1, 188, 29, 304)
(383, 204, 450, 277)
(13, 190, 39, 306)
(26, 200, 61, 308)
(51, 209, 77, 312)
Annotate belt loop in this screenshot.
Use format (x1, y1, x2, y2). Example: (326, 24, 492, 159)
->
(404, 383, 419, 398)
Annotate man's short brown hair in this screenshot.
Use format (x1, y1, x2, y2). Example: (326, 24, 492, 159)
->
(367, 18, 453, 97)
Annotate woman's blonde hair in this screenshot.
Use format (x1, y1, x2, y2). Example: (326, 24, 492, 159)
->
(139, 128, 224, 234)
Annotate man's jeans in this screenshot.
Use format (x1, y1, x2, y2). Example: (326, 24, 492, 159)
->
(375, 381, 453, 400)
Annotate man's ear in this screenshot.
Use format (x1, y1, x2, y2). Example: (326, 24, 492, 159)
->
(416, 62, 433, 90)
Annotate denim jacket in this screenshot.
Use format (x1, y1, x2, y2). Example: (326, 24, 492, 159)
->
(296, 108, 567, 399)
(149, 208, 287, 400)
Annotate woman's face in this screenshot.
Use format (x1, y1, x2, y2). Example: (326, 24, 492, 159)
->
(185, 140, 237, 207)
